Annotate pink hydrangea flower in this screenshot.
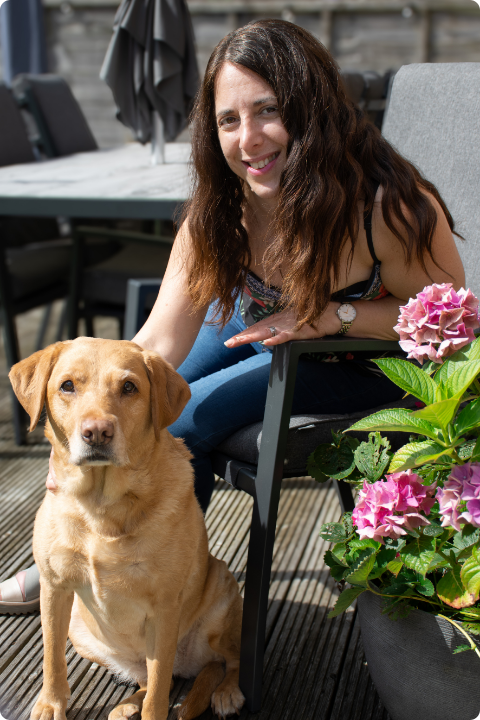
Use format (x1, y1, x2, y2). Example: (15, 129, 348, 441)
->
(394, 283, 479, 364)
(352, 470, 436, 543)
(436, 462, 480, 531)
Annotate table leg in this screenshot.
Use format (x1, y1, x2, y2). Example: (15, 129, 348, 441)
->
(0, 244, 28, 445)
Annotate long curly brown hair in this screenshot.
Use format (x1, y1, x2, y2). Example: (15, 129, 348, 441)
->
(181, 19, 455, 328)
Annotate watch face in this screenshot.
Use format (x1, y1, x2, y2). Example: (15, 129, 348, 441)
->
(338, 304, 356, 322)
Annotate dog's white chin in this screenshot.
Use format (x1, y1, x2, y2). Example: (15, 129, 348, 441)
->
(77, 458, 115, 467)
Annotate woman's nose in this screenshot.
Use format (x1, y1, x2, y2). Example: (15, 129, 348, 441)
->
(239, 117, 262, 152)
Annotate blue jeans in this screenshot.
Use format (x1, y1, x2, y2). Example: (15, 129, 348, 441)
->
(170, 299, 404, 512)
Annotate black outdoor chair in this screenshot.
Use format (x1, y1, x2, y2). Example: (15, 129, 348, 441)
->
(123, 278, 408, 712)
(342, 70, 394, 129)
(0, 83, 122, 443)
(11, 73, 174, 339)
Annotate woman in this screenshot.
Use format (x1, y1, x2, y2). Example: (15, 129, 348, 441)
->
(0, 19, 464, 613)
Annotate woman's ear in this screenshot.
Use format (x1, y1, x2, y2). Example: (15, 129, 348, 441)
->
(8, 342, 66, 431)
(143, 351, 191, 439)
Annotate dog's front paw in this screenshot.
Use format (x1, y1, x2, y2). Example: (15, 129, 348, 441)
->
(31, 697, 67, 720)
(211, 680, 245, 719)
(109, 703, 142, 720)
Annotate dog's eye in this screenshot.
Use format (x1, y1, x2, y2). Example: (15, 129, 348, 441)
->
(60, 380, 74, 393)
(123, 381, 136, 394)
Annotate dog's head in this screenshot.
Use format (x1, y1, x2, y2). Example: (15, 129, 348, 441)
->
(9, 338, 191, 467)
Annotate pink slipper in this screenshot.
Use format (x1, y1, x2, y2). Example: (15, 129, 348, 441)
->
(0, 565, 40, 614)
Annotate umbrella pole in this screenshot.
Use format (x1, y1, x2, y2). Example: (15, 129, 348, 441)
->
(151, 111, 165, 165)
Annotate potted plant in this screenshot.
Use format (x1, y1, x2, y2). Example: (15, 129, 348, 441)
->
(308, 284, 480, 720)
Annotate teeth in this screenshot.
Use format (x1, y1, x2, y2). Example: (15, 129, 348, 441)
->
(250, 153, 277, 170)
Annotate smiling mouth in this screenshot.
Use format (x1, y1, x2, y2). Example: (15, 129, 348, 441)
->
(246, 152, 279, 170)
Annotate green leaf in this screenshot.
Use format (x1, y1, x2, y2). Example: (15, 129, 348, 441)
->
(345, 548, 377, 587)
(453, 644, 472, 654)
(401, 536, 436, 576)
(373, 358, 438, 405)
(462, 622, 480, 636)
(324, 550, 349, 582)
(460, 547, 480, 598)
(308, 442, 356, 481)
(435, 339, 480, 385)
(416, 577, 435, 596)
(412, 396, 460, 431)
(348, 409, 440, 441)
(428, 553, 450, 571)
(388, 440, 452, 472)
(331, 542, 347, 561)
(470, 436, 480, 463)
(353, 433, 391, 482)
(458, 440, 476, 461)
(443, 360, 480, 399)
(437, 565, 478, 608)
(369, 546, 397, 580)
(319, 522, 347, 543)
(453, 526, 480, 551)
(422, 525, 445, 537)
(387, 559, 404, 576)
(460, 608, 480, 619)
(349, 538, 381, 551)
(454, 397, 480, 437)
(327, 586, 365, 619)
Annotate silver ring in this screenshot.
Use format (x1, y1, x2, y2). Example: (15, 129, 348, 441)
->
(268, 326, 277, 338)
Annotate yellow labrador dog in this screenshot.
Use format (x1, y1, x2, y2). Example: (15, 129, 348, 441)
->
(10, 338, 244, 720)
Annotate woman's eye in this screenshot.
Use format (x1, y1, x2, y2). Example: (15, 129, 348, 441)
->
(219, 116, 237, 127)
(60, 380, 74, 393)
(123, 381, 136, 394)
(262, 106, 278, 115)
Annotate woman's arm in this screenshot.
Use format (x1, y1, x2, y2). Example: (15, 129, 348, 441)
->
(225, 189, 465, 348)
(133, 223, 210, 369)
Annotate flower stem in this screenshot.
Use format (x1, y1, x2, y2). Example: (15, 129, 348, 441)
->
(437, 614, 480, 659)
(366, 583, 441, 608)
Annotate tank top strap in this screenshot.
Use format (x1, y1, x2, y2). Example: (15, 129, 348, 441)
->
(363, 183, 381, 264)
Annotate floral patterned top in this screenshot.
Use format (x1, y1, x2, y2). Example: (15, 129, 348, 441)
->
(239, 194, 392, 370)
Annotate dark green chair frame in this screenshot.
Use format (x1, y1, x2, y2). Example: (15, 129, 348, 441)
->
(124, 278, 400, 712)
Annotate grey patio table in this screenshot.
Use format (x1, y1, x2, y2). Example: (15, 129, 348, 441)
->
(0, 141, 191, 442)
(0, 141, 191, 219)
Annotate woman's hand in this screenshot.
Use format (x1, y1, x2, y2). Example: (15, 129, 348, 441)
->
(224, 303, 342, 349)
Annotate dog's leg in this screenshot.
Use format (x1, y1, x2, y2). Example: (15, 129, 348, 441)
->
(31, 584, 74, 720)
(176, 661, 225, 720)
(139, 610, 181, 720)
(108, 688, 147, 720)
(108, 679, 175, 720)
(209, 597, 245, 719)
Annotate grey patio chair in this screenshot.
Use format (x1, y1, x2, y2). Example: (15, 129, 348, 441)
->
(11, 73, 174, 339)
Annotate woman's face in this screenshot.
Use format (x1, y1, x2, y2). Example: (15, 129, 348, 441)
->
(214, 62, 289, 203)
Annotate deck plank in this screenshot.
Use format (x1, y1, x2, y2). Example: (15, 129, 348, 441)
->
(0, 309, 387, 720)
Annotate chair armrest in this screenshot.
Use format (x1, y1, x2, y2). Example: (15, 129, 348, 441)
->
(123, 278, 162, 340)
(285, 335, 400, 361)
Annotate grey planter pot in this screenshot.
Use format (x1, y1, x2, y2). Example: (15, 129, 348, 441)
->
(357, 591, 480, 720)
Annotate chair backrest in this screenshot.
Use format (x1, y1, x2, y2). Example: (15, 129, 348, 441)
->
(0, 83, 36, 166)
(12, 74, 98, 158)
(382, 63, 480, 298)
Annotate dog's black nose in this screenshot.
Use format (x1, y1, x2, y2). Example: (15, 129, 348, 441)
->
(81, 418, 114, 446)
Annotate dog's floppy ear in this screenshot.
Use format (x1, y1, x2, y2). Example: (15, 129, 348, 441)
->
(143, 351, 191, 439)
(9, 342, 66, 431)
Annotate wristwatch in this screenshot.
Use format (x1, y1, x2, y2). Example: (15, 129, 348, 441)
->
(336, 303, 357, 335)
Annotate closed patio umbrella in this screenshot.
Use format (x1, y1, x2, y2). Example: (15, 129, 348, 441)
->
(0, 0, 48, 85)
(100, 0, 199, 163)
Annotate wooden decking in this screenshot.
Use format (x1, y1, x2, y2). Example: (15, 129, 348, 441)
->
(0, 306, 390, 720)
